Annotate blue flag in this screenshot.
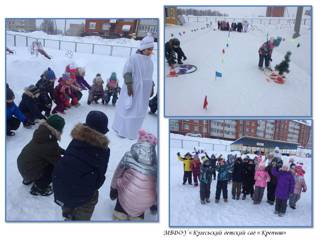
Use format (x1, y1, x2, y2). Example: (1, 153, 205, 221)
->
(215, 71, 222, 78)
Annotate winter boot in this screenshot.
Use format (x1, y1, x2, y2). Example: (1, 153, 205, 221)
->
(178, 59, 183, 64)
(242, 194, 246, 200)
(267, 200, 274, 205)
(30, 184, 53, 196)
(206, 198, 210, 203)
(278, 213, 285, 217)
(274, 210, 279, 215)
(290, 205, 296, 210)
(22, 180, 32, 185)
(201, 200, 205, 205)
(6, 130, 15, 136)
(224, 199, 228, 203)
(236, 196, 240, 200)
(232, 195, 236, 200)
(215, 199, 219, 203)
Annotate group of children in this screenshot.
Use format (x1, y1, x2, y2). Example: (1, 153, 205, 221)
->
(16, 111, 158, 221)
(6, 65, 158, 137)
(177, 147, 307, 217)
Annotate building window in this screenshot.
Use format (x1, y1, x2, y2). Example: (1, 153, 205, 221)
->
(89, 22, 96, 30)
(194, 126, 199, 131)
(184, 124, 189, 130)
(122, 25, 131, 32)
(102, 23, 111, 31)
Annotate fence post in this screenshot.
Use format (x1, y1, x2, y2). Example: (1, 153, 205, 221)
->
(129, 47, 133, 56)
(26, 36, 28, 47)
(92, 44, 95, 54)
(110, 46, 113, 56)
(43, 39, 45, 47)
(14, 35, 16, 47)
(75, 42, 77, 52)
(59, 40, 61, 50)
(182, 140, 184, 149)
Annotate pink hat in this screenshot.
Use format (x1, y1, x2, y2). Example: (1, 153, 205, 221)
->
(138, 129, 157, 145)
(295, 164, 305, 176)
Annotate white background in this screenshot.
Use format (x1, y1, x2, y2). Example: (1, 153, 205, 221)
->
(0, 0, 318, 239)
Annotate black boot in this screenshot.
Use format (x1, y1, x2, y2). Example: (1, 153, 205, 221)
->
(30, 184, 53, 196)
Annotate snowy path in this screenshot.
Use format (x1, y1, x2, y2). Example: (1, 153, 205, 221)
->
(6, 46, 158, 221)
(169, 147, 312, 227)
(165, 22, 311, 116)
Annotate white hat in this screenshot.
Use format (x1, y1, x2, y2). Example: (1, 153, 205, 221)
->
(139, 33, 154, 50)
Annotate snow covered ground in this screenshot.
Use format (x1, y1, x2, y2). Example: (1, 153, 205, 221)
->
(169, 134, 312, 227)
(5, 32, 158, 221)
(165, 20, 311, 116)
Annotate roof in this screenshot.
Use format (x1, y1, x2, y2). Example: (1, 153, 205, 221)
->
(231, 136, 298, 149)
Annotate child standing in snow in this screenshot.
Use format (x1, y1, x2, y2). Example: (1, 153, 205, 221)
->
(88, 74, 105, 105)
(191, 154, 201, 187)
(177, 152, 193, 185)
(272, 165, 295, 217)
(232, 157, 243, 200)
(53, 111, 110, 221)
(258, 38, 275, 70)
(199, 155, 214, 204)
(266, 154, 277, 205)
(110, 129, 157, 220)
(215, 158, 232, 203)
(103, 72, 120, 106)
(17, 115, 65, 196)
(253, 161, 270, 204)
(289, 164, 307, 209)
(242, 158, 255, 200)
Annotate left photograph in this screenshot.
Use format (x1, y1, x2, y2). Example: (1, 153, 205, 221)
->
(5, 18, 159, 222)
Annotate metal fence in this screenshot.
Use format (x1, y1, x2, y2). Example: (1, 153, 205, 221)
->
(171, 138, 230, 152)
(184, 16, 311, 26)
(6, 33, 158, 58)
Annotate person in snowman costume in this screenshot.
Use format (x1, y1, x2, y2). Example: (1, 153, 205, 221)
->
(112, 33, 155, 140)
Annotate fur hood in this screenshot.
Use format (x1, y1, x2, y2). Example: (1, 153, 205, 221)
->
(71, 123, 109, 149)
(40, 120, 62, 141)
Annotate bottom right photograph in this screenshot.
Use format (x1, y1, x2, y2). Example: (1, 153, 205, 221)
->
(169, 119, 312, 227)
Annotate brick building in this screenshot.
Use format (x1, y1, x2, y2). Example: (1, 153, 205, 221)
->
(170, 120, 311, 148)
(266, 6, 285, 17)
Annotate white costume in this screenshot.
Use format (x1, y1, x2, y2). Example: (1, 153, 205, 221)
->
(112, 35, 154, 139)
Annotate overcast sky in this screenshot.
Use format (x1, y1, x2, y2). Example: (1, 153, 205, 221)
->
(36, 19, 85, 31)
(178, 6, 311, 18)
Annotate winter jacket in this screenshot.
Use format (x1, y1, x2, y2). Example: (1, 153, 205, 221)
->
(19, 90, 45, 121)
(53, 124, 110, 208)
(191, 159, 201, 175)
(232, 160, 244, 182)
(76, 75, 91, 90)
(177, 155, 192, 172)
(254, 170, 270, 188)
(6, 102, 26, 122)
(293, 175, 307, 195)
(216, 164, 232, 181)
(266, 160, 277, 185)
(259, 40, 275, 56)
(88, 77, 104, 102)
(199, 163, 214, 184)
(164, 41, 186, 62)
(271, 168, 295, 200)
(111, 141, 157, 217)
(17, 121, 63, 182)
(36, 76, 54, 101)
(242, 162, 255, 186)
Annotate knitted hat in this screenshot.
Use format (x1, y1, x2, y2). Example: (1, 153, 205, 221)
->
(139, 33, 154, 50)
(85, 111, 109, 134)
(47, 114, 65, 133)
(6, 84, 15, 101)
(44, 68, 56, 81)
(138, 129, 157, 145)
(110, 72, 117, 80)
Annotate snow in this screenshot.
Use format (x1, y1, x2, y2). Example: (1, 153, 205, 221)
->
(169, 134, 312, 227)
(165, 20, 311, 116)
(5, 32, 158, 221)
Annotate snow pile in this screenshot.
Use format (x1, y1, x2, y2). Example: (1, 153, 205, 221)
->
(169, 134, 312, 227)
(6, 34, 158, 221)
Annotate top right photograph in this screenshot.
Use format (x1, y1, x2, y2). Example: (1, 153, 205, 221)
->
(164, 6, 312, 117)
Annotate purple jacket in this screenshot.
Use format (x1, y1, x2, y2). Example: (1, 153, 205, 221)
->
(272, 168, 295, 200)
(76, 75, 91, 90)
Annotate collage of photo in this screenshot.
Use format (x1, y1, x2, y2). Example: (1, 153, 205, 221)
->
(4, 4, 313, 230)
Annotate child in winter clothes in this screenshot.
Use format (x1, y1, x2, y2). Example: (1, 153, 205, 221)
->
(272, 165, 295, 217)
(88, 74, 105, 105)
(266, 155, 277, 205)
(17, 115, 65, 196)
(75, 67, 91, 90)
(6, 84, 32, 136)
(36, 68, 56, 117)
(65, 64, 83, 104)
(110, 129, 157, 220)
(19, 85, 46, 123)
(289, 164, 307, 209)
(191, 155, 201, 186)
(258, 38, 276, 70)
(253, 161, 270, 204)
(232, 157, 243, 200)
(177, 152, 193, 185)
(215, 158, 233, 203)
(242, 158, 255, 200)
(53, 111, 110, 221)
(199, 155, 215, 204)
(103, 72, 120, 106)
(205, 153, 217, 180)
(52, 74, 72, 114)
